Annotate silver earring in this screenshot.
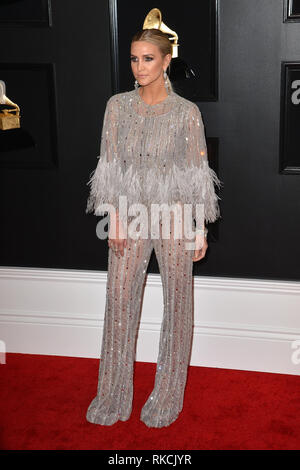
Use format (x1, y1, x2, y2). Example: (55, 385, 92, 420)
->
(164, 71, 170, 94)
(134, 79, 139, 89)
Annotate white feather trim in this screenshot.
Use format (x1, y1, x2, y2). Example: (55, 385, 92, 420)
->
(86, 155, 222, 226)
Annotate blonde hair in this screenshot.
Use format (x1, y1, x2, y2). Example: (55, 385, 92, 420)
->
(131, 29, 173, 91)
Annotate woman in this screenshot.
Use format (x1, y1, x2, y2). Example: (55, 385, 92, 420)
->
(85, 29, 222, 428)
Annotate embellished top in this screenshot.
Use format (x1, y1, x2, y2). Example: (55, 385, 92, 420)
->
(86, 87, 222, 230)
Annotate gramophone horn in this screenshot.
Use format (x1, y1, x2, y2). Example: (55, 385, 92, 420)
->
(0, 81, 6, 104)
(143, 7, 161, 29)
(143, 8, 179, 58)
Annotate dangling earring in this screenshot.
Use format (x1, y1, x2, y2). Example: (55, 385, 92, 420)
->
(134, 79, 139, 90)
(164, 70, 168, 85)
(164, 70, 170, 94)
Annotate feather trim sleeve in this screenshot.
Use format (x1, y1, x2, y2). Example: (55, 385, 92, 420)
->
(184, 103, 223, 230)
(85, 96, 121, 216)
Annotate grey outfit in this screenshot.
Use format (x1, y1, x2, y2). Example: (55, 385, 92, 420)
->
(85, 87, 222, 427)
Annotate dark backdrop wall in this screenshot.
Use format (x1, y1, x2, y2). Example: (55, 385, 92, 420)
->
(0, 0, 299, 281)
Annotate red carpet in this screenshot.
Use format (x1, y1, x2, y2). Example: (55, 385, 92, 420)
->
(0, 353, 299, 450)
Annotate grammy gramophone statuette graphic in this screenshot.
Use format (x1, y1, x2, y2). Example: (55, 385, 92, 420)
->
(142, 8, 196, 92)
(0, 80, 21, 131)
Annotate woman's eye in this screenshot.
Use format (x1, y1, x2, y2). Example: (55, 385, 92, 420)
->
(130, 57, 153, 62)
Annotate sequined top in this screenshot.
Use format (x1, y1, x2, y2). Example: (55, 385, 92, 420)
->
(86, 87, 222, 231)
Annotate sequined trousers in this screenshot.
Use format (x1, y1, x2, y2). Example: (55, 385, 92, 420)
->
(86, 217, 195, 428)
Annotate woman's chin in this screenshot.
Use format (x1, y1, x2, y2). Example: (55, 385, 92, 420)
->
(137, 78, 151, 87)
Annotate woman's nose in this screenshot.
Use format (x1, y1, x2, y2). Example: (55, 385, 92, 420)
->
(137, 61, 144, 72)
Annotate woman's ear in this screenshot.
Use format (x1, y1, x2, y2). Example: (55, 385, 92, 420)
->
(164, 53, 172, 70)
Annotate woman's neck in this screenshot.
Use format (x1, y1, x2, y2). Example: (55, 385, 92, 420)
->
(138, 79, 168, 105)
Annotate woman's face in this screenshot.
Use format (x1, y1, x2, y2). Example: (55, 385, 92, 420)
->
(130, 40, 171, 88)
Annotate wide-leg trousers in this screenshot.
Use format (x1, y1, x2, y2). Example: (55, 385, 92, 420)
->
(86, 213, 195, 428)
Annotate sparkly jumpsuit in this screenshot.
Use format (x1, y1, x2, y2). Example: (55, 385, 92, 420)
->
(85, 87, 222, 427)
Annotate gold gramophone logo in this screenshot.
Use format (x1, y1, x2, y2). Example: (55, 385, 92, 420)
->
(0, 80, 21, 131)
(143, 8, 179, 58)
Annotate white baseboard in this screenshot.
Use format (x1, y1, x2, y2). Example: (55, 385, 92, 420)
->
(0, 267, 300, 375)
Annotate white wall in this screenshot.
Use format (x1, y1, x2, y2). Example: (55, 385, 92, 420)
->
(0, 267, 300, 375)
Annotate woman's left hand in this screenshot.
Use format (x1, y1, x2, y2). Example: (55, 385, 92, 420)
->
(192, 233, 208, 262)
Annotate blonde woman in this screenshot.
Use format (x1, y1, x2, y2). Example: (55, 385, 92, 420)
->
(86, 29, 222, 428)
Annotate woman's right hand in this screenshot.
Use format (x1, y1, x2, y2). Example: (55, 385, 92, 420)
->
(108, 210, 127, 256)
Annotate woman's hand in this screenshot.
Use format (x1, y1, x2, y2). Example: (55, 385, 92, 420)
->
(107, 210, 127, 256)
(192, 233, 208, 262)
